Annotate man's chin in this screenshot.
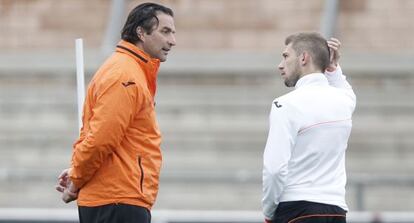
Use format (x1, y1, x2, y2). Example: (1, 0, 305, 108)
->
(284, 80, 295, 88)
(284, 82, 292, 87)
(157, 55, 167, 62)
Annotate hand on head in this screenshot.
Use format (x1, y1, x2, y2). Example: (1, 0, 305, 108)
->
(326, 38, 341, 72)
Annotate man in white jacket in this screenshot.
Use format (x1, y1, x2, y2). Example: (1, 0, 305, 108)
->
(262, 32, 356, 223)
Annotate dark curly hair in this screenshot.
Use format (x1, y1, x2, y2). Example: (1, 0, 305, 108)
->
(121, 3, 173, 44)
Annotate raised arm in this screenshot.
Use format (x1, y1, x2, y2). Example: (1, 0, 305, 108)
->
(324, 38, 356, 106)
(325, 38, 349, 87)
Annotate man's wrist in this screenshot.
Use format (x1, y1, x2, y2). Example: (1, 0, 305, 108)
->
(68, 181, 79, 194)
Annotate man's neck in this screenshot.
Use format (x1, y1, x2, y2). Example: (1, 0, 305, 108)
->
(134, 41, 145, 53)
(301, 66, 323, 77)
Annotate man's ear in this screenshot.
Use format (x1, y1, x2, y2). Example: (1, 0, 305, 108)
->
(301, 52, 310, 66)
(136, 27, 144, 41)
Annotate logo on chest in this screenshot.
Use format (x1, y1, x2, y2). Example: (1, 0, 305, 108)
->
(122, 81, 136, 87)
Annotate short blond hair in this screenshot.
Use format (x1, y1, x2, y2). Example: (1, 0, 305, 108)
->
(285, 32, 330, 72)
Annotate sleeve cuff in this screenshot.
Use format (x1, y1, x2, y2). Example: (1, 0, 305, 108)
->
(69, 168, 84, 190)
(325, 64, 342, 76)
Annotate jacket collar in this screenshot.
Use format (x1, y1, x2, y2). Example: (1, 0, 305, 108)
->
(115, 40, 160, 97)
(295, 73, 329, 90)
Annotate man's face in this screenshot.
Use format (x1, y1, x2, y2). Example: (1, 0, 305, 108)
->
(141, 12, 176, 62)
(278, 43, 302, 87)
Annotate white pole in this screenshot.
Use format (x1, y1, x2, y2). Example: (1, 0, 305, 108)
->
(101, 0, 126, 56)
(75, 38, 85, 132)
(320, 0, 339, 38)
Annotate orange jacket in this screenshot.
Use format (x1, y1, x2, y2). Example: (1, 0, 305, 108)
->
(69, 40, 162, 210)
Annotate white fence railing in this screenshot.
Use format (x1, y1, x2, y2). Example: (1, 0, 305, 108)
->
(1, 209, 414, 223)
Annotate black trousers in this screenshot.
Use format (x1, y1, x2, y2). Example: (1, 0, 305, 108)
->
(273, 201, 346, 223)
(78, 203, 151, 223)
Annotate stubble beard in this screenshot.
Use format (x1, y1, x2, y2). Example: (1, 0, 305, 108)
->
(284, 64, 301, 87)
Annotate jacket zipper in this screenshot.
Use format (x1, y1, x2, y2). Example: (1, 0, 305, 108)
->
(138, 156, 144, 193)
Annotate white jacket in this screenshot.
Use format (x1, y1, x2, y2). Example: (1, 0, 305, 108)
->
(262, 66, 356, 220)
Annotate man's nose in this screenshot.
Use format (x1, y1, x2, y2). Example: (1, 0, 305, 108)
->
(278, 61, 283, 70)
(168, 34, 176, 46)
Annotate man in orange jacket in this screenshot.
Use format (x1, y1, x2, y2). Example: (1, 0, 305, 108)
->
(56, 3, 176, 222)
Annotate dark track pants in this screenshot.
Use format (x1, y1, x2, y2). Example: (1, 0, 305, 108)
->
(273, 201, 346, 223)
(78, 203, 151, 223)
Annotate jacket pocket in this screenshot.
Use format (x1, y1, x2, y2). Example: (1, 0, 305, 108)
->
(138, 156, 144, 193)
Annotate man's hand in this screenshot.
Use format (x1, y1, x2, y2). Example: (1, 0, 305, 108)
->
(326, 37, 341, 72)
(56, 168, 79, 203)
(61, 181, 78, 203)
(56, 168, 71, 193)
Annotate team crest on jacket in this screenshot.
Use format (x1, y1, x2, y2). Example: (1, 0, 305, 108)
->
(122, 81, 136, 87)
(274, 101, 282, 108)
